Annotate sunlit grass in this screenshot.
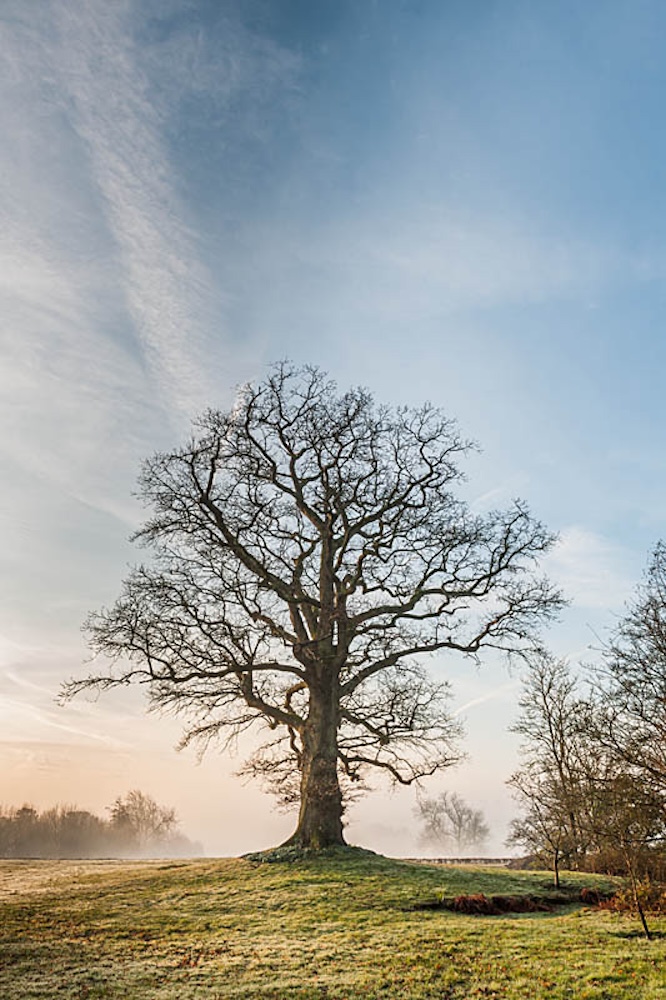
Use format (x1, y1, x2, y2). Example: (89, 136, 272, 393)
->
(1, 850, 664, 998)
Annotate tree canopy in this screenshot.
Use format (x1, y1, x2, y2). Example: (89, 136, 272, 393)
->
(65, 363, 562, 848)
(507, 647, 666, 936)
(601, 541, 666, 794)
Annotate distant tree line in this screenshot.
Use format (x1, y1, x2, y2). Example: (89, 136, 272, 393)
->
(508, 543, 666, 938)
(0, 790, 202, 859)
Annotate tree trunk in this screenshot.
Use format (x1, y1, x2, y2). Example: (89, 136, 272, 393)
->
(285, 677, 346, 849)
(626, 859, 652, 941)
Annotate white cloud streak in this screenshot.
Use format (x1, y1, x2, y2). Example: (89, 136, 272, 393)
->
(452, 681, 521, 719)
(0, 4, 179, 528)
(50, 0, 213, 416)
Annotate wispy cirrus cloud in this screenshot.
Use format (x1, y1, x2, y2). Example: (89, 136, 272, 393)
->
(452, 680, 521, 719)
(0, 1, 301, 500)
(0, 1, 200, 529)
(49, 0, 214, 416)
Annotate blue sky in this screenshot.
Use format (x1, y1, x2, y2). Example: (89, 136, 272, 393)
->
(1, 0, 665, 855)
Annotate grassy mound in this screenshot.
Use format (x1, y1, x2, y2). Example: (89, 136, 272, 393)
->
(0, 853, 663, 999)
(242, 843, 382, 865)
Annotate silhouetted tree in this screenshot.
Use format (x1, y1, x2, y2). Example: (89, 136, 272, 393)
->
(42, 806, 108, 858)
(109, 790, 177, 852)
(508, 650, 666, 927)
(10, 806, 40, 857)
(64, 363, 562, 849)
(584, 549, 666, 938)
(416, 791, 489, 853)
(507, 769, 581, 887)
(598, 542, 666, 798)
(507, 655, 595, 884)
(586, 771, 663, 939)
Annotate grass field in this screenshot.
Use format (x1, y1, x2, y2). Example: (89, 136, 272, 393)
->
(0, 849, 664, 999)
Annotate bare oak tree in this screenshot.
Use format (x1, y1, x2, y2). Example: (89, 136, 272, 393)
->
(64, 364, 562, 849)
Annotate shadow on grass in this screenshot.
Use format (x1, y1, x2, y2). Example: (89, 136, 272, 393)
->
(611, 928, 666, 941)
(410, 890, 585, 916)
